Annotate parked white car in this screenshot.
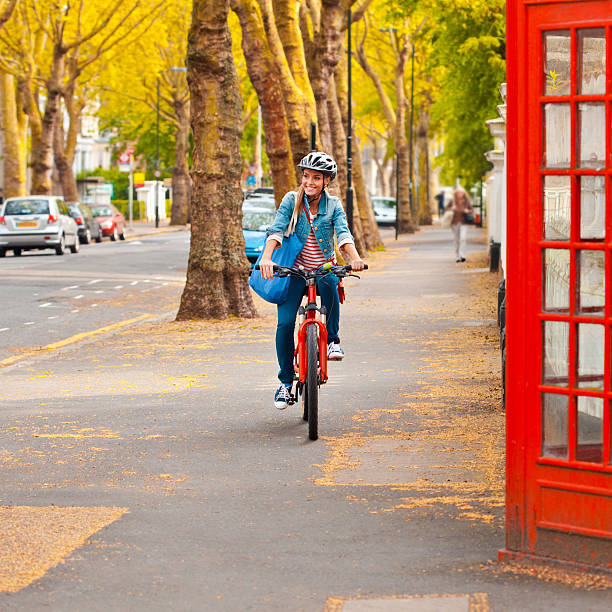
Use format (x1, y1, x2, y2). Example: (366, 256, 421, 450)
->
(371, 196, 397, 226)
(0, 196, 79, 257)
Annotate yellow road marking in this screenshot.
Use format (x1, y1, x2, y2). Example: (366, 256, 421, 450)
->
(0, 506, 128, 593)
(0, 314, 154, 369)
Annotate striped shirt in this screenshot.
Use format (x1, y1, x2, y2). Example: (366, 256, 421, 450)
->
(294, 218, 328, 270)
(267, 202, 354, 269)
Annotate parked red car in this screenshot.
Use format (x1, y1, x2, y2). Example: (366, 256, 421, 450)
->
(90, 204, 126, 241)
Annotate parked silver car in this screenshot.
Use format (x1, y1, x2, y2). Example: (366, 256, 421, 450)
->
(0, 196, 79, 257)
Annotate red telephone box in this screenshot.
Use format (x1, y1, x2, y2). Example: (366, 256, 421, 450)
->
(505, 0, 612, 568)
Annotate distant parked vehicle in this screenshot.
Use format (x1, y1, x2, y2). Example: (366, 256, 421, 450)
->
(249, 186, 274, 197)
(371, 196, 397, 226)
(90, 204, 126, 241)
(242, 195, 276, 211)
(242, 206, 275, 265)
(68, 202, 103, 244)
(0, 195, 79, 256)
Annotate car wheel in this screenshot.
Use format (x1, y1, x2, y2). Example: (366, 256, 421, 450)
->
(69, 236, 79, 253)
(55, 234, 65, 255)
(0, 248, 5, 258)
(81, 228, 91, 244)
(13, 248, 22, 256)
(110, 226, 118, 241)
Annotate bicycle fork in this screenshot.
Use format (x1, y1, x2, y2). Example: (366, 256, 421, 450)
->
(294, 306, 328, 386)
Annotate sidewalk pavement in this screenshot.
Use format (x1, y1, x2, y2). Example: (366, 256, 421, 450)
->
(0, 224, 610, 611)
(123, 219, 189, 239)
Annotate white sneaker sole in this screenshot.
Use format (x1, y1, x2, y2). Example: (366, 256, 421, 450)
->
(274, 401, 288, 410)
(328, 354, 344, 361)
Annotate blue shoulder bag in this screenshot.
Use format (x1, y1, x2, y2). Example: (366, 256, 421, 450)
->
(249, 231, 303, 304)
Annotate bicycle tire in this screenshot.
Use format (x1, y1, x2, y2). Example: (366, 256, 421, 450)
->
(302, 382, 308, 421)
(307, 324, 319, 440)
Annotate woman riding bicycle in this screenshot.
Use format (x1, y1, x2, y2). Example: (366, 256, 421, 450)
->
(258, 151, 365, 410)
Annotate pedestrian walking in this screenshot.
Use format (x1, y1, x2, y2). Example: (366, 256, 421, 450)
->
(435, 191, 445, 218)
(445, 186, 474, 262)
(256, 151, 365, 410)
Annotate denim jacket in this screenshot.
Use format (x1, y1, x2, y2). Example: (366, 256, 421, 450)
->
(266, 191, 353, 259)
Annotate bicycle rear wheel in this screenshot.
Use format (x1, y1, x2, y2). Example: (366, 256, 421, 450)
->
(306, 324, 319, 440)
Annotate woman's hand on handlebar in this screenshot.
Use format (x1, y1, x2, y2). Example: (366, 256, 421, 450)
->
(258, 257, 276, 280)
(349, 258, 365, 272)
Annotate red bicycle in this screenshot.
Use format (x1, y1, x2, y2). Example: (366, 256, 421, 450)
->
(258, 262, 367, 440)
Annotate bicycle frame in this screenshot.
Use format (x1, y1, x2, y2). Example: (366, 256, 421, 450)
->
(295, 279, 328, 386)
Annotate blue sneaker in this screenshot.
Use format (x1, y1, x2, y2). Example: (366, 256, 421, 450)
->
(274, 384, 292, 410)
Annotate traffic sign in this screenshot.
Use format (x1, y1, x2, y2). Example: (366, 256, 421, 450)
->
(118, 152, 131, 164)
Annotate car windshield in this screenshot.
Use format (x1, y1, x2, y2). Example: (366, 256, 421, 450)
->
(373, 199, 396, 210)
(4, 200, 50, 215)
(242, 210, 274, 231)
(90, 206, 112, 216)
(243, 196, 275, 210)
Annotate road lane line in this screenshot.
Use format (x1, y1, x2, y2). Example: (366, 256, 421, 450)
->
(61, 285, 79, 290)
(39, 303, 53, 308)
(70, 309, 79, 313)
(23, 322, 35, 326)
(88, 279, 102, 284)
(0, 313, 155, 369)
(0, 328, 8, 332)
(130, 281, 138, 286)
(74, 295, 84, 299)
(47, 316, 59, 320)
(114, 285, 124, 289)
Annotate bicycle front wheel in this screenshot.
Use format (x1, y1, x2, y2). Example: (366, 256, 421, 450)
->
(306, 324, 319, 440)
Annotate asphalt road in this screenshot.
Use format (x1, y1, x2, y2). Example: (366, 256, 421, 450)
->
(0, 232, 188, 362)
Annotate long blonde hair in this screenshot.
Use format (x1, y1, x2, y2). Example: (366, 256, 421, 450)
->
(285, 185, 305, 236)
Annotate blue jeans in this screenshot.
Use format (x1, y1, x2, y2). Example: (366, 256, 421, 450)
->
(276, 274, 340, 384)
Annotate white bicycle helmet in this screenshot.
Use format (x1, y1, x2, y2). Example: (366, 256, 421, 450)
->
(298, 151, 337, 182)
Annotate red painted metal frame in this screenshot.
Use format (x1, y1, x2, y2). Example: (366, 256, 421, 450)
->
(294, 283, 328, 385)
(505, 0, 612, 568)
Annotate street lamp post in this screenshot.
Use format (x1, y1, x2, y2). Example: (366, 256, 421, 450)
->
(346, 7, 353, 234)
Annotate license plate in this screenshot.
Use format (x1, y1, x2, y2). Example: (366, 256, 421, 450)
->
(16, 221, 37, 228)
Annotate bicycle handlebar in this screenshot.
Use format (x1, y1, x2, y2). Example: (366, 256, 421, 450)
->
(255, 263, 368, 278)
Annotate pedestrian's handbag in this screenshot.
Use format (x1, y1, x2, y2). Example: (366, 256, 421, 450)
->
(464, 211, 475, 225)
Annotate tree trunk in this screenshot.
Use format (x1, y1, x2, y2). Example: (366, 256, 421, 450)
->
(177, 0, 256, 320)
(0, 71, 27, 197)
(326, 73, 366, 255)
(301, 0, 344, 154)
(394, 46, 416, 233)
(231, 0, 295, 205)
(31, 50, 64, 195)
(272, 0, 316, 114)
(259, 0, 315, 175)
(170, 97, 190, 225)
(334, 56, 382, 251)
(53, 84, 82, 203)
(416, 102, 432, 225)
